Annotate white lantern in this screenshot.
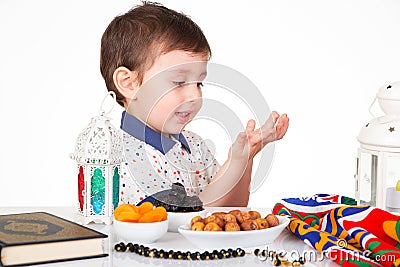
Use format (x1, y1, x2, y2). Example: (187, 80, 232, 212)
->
(70, 92, 123, 224)
(356, 81, 400, 213)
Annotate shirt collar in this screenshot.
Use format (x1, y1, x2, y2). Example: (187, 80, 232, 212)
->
(120, 111, 191, 155)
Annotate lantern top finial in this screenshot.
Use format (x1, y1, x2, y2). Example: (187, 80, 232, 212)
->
(358, 81, 400, 151)
(376, 81, 400, 116)
(71, 92, 123, 165)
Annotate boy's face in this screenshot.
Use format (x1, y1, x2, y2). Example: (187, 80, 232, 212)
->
(128, 50, 208, 135)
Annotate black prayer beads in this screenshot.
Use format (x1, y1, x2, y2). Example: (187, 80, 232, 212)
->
(253, 249, 306, 266)
(114, 242, 246, 260)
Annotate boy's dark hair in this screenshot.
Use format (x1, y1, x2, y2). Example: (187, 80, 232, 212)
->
(100, 2, 211, 107)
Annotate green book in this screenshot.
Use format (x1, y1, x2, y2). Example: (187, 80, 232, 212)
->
(0, 212, 108, 267)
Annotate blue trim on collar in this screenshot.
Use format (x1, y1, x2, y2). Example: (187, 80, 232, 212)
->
(120, 111, 191, 155)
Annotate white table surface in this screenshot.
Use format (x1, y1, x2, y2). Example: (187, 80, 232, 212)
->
(0, 207, 339, 267)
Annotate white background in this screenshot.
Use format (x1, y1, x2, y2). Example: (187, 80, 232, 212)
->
(0, 0, 399, 208)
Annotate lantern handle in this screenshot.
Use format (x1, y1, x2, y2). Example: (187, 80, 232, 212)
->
(368, 96, 400, 124)
(99, 91, 117, 116)
(368, 97, 377, 119)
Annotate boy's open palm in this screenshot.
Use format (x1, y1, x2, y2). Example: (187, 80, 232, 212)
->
(208, 112, 289, 206)
(246, 111, 289, 159)
(230, 111, 289, 162)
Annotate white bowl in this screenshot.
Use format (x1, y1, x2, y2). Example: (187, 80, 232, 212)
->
(167, 209, 207, 232)
(113, 219, 168, 244)
(178, 216, 290, 249)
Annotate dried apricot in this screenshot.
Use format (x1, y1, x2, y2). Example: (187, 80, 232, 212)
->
(114, 204, 137, 220)
(138, 209, 164, 223)
(118, 211, 141, 222)
(138, 202, 154, 215)
(154, 206, 168, 221)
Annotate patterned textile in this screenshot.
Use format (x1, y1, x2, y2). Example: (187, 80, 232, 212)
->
(272, 194, 400, 266)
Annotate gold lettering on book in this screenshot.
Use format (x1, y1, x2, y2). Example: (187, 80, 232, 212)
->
(4, 220, 48, 235)
(0, 218, 63, 237)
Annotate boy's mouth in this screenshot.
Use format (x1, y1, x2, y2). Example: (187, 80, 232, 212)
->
(175, 111, 191, 123)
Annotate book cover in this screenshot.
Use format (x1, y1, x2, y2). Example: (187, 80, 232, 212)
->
(0, 212, 108, 267)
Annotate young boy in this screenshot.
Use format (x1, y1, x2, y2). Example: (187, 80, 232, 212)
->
(100, 2, 289, 207)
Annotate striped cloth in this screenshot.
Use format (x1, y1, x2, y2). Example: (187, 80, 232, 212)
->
(273, 194, 400, 266)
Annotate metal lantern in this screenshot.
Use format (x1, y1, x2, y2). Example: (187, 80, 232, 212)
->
(356, 81, 400, 213)
(71, 92, 123, 224)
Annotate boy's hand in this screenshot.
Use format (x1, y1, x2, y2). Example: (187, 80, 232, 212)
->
(230, 132, 250, 163)
(246, 111, 289, 159)
(229, 111, 289, 162)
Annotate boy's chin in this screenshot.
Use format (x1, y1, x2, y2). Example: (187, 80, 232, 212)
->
(164, 127, 185, 136)
(168, 129, 184, 135)
(161, 121, 191, 135)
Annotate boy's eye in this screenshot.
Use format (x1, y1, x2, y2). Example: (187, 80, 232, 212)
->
(172, 81, 204, 88)
(173, 81, 186, 86)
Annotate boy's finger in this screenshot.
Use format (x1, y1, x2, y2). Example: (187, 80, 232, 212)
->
(276, 117, 289, 140)
(262, 111, 279, 132)
(236, 132, 247, 145)
(275, 115, 288, 139)
(275, 116, 285, 131)
(246, 119, 256, 135)
(259, 111, 278, 141)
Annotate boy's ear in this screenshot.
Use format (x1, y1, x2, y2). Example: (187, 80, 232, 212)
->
(113, 67, 139, 105)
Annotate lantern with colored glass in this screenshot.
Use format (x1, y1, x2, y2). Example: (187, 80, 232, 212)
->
(356, 81, 400, 213)
(71, 92, 123, 224)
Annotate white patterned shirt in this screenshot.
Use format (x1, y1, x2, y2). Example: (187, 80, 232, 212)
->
(119, 111, 220, 205)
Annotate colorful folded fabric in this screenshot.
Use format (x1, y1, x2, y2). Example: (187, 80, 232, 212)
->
(272, 194, 400, 266)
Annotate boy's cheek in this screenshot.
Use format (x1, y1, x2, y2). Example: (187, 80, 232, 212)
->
(136, 76, 170, 98)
